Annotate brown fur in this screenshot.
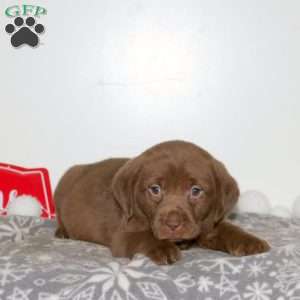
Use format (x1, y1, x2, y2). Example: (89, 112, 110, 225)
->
(54, 140, 270, 264)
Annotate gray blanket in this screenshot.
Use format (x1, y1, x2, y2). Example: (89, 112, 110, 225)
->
(0, 213, 299, 299)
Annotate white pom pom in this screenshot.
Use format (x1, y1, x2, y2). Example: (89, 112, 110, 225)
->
(292, 196, 300, 218)
(7, 195, 42, 217)
(236, 190, 271, 214)
(271, 206, 291, 218)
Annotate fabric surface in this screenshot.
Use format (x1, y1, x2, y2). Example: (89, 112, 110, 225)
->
(0, 213, 299, 300)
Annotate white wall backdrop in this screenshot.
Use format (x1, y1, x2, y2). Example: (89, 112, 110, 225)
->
(0, 0, 299, 209)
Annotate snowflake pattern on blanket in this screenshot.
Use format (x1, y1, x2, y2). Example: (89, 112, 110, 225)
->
(0, 213, 299, 299)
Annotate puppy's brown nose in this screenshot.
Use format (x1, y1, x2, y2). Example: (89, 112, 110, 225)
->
(165, 211, 182, 231)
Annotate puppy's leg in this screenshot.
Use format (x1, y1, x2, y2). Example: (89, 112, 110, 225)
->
(111, 230, 181, 265)
(55, 214, 69, 239)
(55, 227, 69, 239)
(197, 221, 270, 256)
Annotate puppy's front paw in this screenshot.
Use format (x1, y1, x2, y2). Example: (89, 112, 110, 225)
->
(146, 241, 181, 265)
(228, 235, 270, 256)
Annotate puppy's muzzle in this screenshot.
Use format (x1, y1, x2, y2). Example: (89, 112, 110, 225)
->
(165, 210, 183, 231)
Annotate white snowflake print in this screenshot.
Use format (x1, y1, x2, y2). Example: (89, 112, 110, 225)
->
(94, 260, 148, 297)
(0, 220, 31, 242)
(0, 262, 32, 287)
(38, 292, 60, 300)
(50, 273, 86, 284)
(1, 213, 300, 299)
(7, 287, 32, 300)
(193, 257, 243, 275)
(247, 261, 267, 278)
(272, 259, 300, 297)
(197, 276, 214, 293)
(25, 252, 56, 265)
(72, 286, 95, 300)
(277, 243, 300, 258)
(216, 275, 239, 296)
(244, 282, 272, 300)
(137, 282, 167, 300)
(174, 272, 195, 293)
(57, 258, 149, 299)
(109, 290, 124, 300)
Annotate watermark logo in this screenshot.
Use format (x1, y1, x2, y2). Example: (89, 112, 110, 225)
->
(4, 4, 47, 48)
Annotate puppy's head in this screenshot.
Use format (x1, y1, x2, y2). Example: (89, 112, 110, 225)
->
(112, 140, 239, 241)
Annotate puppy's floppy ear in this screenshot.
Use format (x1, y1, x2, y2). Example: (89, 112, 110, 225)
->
(112, 159, 135, 221)
(212, 159, 239, 223)
(112, 159, 149, 232)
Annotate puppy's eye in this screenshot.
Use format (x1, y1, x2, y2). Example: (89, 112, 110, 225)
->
(149, 184, 161, 196)
(190, 185, 204, 198)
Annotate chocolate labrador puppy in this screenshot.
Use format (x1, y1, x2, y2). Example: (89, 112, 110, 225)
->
(54, 140, 270, 264)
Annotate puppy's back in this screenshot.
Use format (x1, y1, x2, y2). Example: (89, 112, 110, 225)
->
(54, 158, 129, 244)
